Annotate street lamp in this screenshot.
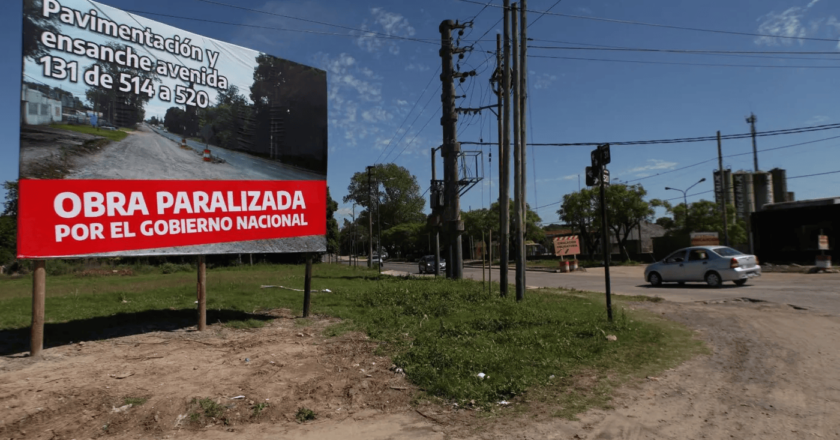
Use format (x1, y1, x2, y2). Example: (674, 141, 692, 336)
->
(665, 178, 706, 227)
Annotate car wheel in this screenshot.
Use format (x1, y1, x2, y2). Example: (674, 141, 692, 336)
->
(419, 266, 425, 274)
(734, 279, 747, 286)
(648, 272, 662, 287)
(677, 281, 685, 286)
(705, 272, 723, 288)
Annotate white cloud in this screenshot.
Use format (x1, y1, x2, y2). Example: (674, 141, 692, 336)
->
(532, 72, 558, 90)
(336, 207, 353, 216)
(576, 7, 592, 14)
(753, 2, 834, 47)
(315, 53, 391, 146)
(626, 159, 678, 175)
(806, 115, 830, 125)
(405, 63, 430, 71)
(355, 7, 416, 55)
(396, 99, 408, 106)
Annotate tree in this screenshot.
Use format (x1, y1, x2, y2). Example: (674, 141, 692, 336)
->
(662, 200, 747, 245)
(381, 222, 426, 258)
(23, 0, 58, 60)
(462, 201, 545, 255)
(326, 187, 339, 255)
(0, 181, 18, 265)
(250, 54, 327, 173)
(344, 163, 425, 229)
(85, 44, 158, 127)
(3, 181, 18, 217)
(558, 188, 601, 260)
(604, 184, 655, 261)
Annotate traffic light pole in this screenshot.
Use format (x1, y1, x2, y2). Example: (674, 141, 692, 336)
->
(599, 175, 613, 322)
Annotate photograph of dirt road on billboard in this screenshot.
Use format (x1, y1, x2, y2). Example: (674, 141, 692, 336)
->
(18, 0, 327, 257)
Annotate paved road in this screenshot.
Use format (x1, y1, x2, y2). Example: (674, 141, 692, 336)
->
(374, 260, 840, 315)
(149, 125, 323, 181)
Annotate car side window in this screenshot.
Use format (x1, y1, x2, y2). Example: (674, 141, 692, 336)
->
(665, 251, 685, 264)
(688, 250, 709, 261)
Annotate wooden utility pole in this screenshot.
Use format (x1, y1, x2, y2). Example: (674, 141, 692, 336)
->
(303, 254, 312, 317)
(500, 0, 511, 297)
(518, 0, 528, 301)
(197, 256, 206, 331)
(30, 260, 46, 358)
(367, 166, 374, 268)
(716, 131, 730, 246)
(512, 3, 525, 301)
(439, 19, 467, 280)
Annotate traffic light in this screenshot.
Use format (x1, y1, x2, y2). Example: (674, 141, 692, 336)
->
(597, 143, 611, 165)
(585, 166, 597, 186)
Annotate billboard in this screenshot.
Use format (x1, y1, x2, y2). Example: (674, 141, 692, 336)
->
(18, 0, 328, 258)
(690, 232, 719, 246)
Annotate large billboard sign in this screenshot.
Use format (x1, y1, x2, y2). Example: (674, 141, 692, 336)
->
(18, 0, 327, 258)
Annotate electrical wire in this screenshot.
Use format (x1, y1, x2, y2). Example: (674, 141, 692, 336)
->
(528, 0, 562, 29)
(529, 45, 840, 56)
(126, 10, 438, 44)
(623, 134, 840, 183)
(461, 121, 840, 147)
(455, 0, 840, 43)
(374, 68, 441, 164)
(787, 169, 840, 180)
(195, 0, 439, 45)
(530, 54, 840, 69)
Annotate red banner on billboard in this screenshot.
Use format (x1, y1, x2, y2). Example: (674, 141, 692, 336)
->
(17, 180, 326, 258)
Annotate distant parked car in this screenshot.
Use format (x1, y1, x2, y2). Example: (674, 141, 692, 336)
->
(418, 255, 446, 274)
(644, 246, 761, 288)
(99, 119, 117, 130)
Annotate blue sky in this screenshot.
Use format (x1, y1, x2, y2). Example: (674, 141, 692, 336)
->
(3, 0, 840, 226)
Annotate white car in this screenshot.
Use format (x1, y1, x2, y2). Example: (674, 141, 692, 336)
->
(644, 246, 761, 288)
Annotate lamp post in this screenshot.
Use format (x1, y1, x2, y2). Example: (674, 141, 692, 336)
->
(665, 178, 706, 228)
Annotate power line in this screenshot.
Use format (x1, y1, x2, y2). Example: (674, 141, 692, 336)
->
(194, 0, 439, 45)
(391, 102, 440, 163)
(788, 169, 840, 180)
(383, 85, 441, 163)
(456, 0, 840, 43)
(126, 10, 437, 44)
(374, 68, 441, 164)
(461, 121, 840, 147)
(528, 0, 562, 29)
(624, 134, 840, 183)
(529, 45, 840, 56)
(530, 54, 840, 69)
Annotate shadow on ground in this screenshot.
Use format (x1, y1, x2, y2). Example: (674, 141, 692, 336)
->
(635, 283, 752, 290)
(0, 309, 273, 357)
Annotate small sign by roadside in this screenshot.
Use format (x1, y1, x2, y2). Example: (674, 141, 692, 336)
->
(554, 235, 581, 257)
(690, 232, 720, 246)
(818, 235, 829, 251)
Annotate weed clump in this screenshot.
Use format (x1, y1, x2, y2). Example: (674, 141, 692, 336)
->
(295, 407, 316, 422)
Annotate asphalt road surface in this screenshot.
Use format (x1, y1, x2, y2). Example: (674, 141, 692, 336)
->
(150, 125, 323, 181)
(375, 260, 840, 315)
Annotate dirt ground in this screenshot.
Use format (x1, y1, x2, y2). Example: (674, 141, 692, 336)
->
(2, 300, 839, 440)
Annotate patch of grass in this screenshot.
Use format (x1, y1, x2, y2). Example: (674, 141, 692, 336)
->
(187, 397, 225, 424)
(294, 318, 313, 327)
(323, 320, 356, 337)
(225, 318, 267, 329)
(251, 402, 268, 418)
(617, 295, 664, 303)
(295, 407, 316, 422)
(123, 397, 147, 406)
(50, 124, 128, 142)
(0, 264, 704, 416)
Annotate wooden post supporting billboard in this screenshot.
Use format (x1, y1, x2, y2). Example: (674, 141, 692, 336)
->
(30, 260, 46, 358)
(303, 254, 313, 317)
(197, 256, 206, 331)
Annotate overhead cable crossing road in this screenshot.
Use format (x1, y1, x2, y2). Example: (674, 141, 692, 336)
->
(460, 122, 840, 147)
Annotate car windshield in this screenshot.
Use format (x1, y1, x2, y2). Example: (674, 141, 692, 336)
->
(710, 247, 744, 257)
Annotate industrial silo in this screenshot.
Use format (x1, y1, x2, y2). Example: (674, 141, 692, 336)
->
(732, 171, 755, 222)
(753, 172, 775, 210)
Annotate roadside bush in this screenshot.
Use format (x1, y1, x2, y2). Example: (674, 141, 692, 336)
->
(160, 262, 194, 274)
(46, 259, 78, 276)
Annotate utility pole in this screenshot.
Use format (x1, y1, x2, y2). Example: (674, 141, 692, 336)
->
(516, 0, 528, 301)
(717, 131, 730, 246)
(352, 204, 357, 267)
(439, 19, 468, 280)
(747, 113, 758, 172)
(367, 165, 374, 268)
(511, 3, 525, 301)
(500, 0, 511, 296)
(519, 0, 528, 301)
